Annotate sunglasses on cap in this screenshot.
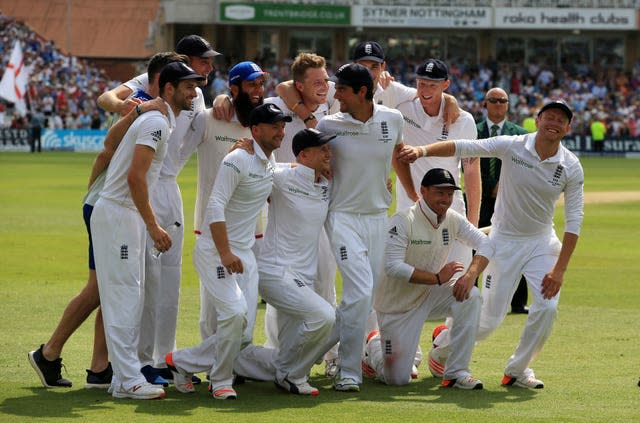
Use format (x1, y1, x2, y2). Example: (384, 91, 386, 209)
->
(486, 98, 509, 104)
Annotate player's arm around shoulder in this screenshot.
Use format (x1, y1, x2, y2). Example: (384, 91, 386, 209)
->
(180, 109, 208, 162)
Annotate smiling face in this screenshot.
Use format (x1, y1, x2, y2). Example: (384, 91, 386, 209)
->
(188, 56, 214, 84)
(535, 108, 571, 143)
(416, 78, 450, 115)
(298, 143, 332, 177)
(252, 121, 286, 157)
(421, 185, 455, 219)
(296, 67, 329, 107)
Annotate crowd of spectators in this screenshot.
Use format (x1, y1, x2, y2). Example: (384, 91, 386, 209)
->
(0, 13, 115, 131)
(2, 12, 640, 138)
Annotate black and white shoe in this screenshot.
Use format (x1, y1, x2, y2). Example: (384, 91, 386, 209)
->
(28, 344, 72, 388)
(85, 362, 112, 389)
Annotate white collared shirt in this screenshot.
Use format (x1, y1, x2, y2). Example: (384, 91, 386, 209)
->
(180, 108, 252, 233)
(258, 164, 330, 282)
(99, 105, 175, 208)
(124, 72, 205, 179)
(316, 103, 404, 214)
(200, 140, 275, 250)
(454, 133, 584, 237)
(376, 198, 493, 314)
(264, 96, 338, 163)
(396, 96, 477, 212)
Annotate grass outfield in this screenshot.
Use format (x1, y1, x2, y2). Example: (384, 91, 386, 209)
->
(0, 153, 638, 422)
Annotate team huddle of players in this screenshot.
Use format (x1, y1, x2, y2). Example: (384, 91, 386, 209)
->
(28, 35, 584, 400)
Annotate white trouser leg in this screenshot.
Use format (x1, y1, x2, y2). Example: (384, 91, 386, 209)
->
(321, 212, 387, 383)
(260, 268, 335, 382)
(91, 200, 147, 390)
(187, 241, 255, 390)
(504, 236, 561, 376)
(140, 180, 183, 367)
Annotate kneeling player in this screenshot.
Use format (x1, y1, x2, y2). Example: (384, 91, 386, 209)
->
(363, 168, 493, 389)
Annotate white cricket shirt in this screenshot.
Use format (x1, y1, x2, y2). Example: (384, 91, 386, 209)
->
(99, 106, 175, 208)
(454, 133, 584, 237)
(375, 199, 493, 314)
(316, 104, 404, 214)
(200, 140, 275, 250)
(264, 96, 337, 163)
(396, 97, 478, 212)
(179, 108, 251, 233)
(124, 72, 205, 179)
(373, 80, 416, 107)
(258, 164, 330, 283)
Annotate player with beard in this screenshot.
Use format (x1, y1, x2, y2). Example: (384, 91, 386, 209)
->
(178, 61, 268, 342)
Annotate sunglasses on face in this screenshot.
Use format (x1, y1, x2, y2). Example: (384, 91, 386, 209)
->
(486, 98, 509, 104)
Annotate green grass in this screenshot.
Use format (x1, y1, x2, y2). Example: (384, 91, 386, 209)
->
(1, 153, 639, 422)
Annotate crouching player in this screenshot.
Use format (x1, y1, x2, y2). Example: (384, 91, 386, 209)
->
(362, 168, 493, 389)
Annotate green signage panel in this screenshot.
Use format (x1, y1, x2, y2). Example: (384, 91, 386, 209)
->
(220, 2, 350, 25)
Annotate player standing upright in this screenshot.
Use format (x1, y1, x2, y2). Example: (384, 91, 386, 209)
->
(96, 35, 220, 384)
(91, 62, 204, 399)
(314, 63, 412, 392)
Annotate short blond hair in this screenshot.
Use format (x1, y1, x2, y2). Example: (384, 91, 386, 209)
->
(291, 53, 326, 83)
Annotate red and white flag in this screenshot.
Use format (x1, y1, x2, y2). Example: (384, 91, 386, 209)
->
(0, 40, 30, 116)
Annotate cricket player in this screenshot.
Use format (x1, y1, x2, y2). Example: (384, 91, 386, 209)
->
(261, 53, 339, 367)
(96, 35, 220, 384)
(91, 62, 204, 399)
(256, 128, 336, 396)
(314, 63, 412, 392)
(167, 129, 336, 397)
(165, 103, 290, 400)
(179, 60, 267, 341)
(398, 100, 584, 389)
(274, 41, 460, 129)
(363, 168, 491, 389)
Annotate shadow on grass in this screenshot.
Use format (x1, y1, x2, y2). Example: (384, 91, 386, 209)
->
(2, 376, 539, 418)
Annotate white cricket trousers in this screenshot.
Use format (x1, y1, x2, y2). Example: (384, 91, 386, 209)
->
(91, 198, 147, 390)
(139, 177, 184, 367)
(369, 285, 481, 385)
(318, 211, 387, 383)
(259, 267, 335, 383)
(479, 231, 562, 377)
(172, 240, 258, 390)
(263, 228, 338, 357)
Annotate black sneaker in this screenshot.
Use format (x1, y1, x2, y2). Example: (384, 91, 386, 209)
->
(28, 344, 72, 388)
(85, 362, 113, 389)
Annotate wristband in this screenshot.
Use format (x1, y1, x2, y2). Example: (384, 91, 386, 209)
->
(303, 114, 316, 124)
(135, 104, 142, 116)
(436, 273, 441, 285)
(419, 145, 428, 157)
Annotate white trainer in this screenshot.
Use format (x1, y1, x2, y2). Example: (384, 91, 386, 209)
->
(442, 375, 483, 390)
(212, 385, 237, 400)
(112, 382, 166, 399)
(333, 377, 360, 392)
(275, 378, 320, 396)
(502, 372, 544, 389)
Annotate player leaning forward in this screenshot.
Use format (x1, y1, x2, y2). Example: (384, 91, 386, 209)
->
(398, 100, 584, 389)
(363, 168, 492, 389)
(91, 62, 205, 399)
